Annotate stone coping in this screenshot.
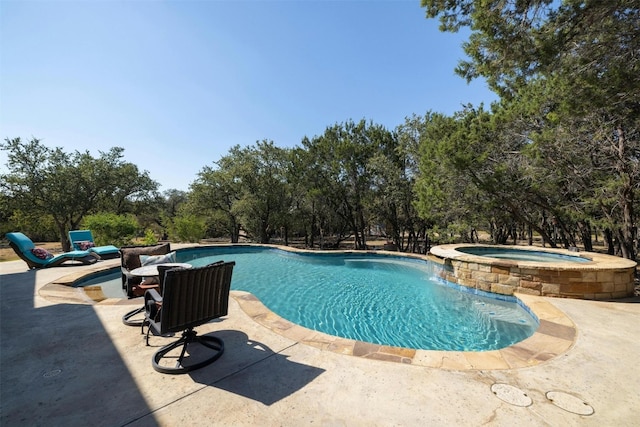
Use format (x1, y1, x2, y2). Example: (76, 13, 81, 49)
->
(38, 244, 577, 370)
(429, 243, 637, 270)
(429, 244, 637, 299)
(231, 291, 576, 370)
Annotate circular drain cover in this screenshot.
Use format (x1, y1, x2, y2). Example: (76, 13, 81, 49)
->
(546, 391, 594, 415)
(491, 383, 532, 407)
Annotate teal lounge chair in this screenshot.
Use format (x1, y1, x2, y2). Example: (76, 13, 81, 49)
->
(5, 232, 98, 269)
(68, 229, 120, 259)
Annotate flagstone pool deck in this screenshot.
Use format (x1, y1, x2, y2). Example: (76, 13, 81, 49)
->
(1, 252, 639, 426)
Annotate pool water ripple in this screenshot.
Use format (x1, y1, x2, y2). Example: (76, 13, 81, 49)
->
(79, 246, 538, 351)
(183, 247, 537, 351)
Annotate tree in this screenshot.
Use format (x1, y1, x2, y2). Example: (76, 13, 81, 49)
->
(1, 137, 159, 250)
(370, 116, 428, 251)
(228, 141, 292, 244)
(191, 141, 292, 244)
(286, 144, 355, 248)
(190, 164, 242, 243)
(303, 119, 385, 249)
(414, 108, 507, 244)
(422, 0, 640, 258)
(144, 189, 189, 240)
(285, 147, 318, 246)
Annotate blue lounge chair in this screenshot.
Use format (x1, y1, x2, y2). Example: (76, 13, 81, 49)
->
(5, 232, 99, 269)
(68, 229, 120, 259)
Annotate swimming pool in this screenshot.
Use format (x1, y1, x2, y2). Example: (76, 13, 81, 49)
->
(77, 246, 538, 351)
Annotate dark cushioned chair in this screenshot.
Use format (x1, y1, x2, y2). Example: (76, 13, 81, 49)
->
(119, 243, 171, 326)
(144, 261, 235, 374)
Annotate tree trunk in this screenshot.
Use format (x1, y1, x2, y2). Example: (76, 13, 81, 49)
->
(358, 206, 367, 249)
(616, 127, 636, 259)
(554, 216, 576, 249)
(309, 205, 316, 248)
(57, 222, 71, 252)
(259, 218, 270, 244)
(578, 221, 593, 252)
(603, 228, 615, 255)
(229, 216, 239, 243)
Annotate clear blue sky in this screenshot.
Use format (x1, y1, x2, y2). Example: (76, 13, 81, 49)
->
(1, 0, 497, 192)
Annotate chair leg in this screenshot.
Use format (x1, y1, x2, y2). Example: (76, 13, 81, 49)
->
(152, 329, 224, 374)
(122, 306, 146, 327)
(145, 322, 155, 345)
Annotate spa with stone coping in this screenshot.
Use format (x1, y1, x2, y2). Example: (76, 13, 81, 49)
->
(428, 244, 637, 300)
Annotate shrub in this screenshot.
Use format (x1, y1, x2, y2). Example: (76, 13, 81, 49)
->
(142, 228, 158, 245)
(82, 213, 138, 247)
(169, 215, 205, 243)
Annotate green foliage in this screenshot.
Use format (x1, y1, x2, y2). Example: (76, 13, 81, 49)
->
(5, 209, 58, 241)
(142, 229, 159, 245)
(1, 138, 159, 250)
(190, 140, 292, 244)
(367, 115, 428, 250)
(419, 0, 640, 258)
(302, 119, 387, 249)
(82, 212, 138, 247)
(169, 214, 205, 243)
(190, 157, 243, 243)
(202, 210, 232, 238)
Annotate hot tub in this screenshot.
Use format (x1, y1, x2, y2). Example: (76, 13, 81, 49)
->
(428, 244, 636, 300)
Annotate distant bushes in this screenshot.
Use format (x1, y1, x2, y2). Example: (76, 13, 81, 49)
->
(167, 214, 206, 243)
(82, 213, 138, 247)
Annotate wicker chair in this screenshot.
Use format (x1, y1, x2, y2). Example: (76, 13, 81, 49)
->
(144, 261, 235, 374)
(120, 243, 171, 326)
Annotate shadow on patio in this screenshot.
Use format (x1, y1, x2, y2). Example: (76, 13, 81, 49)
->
(0, 269, 154, 425)
(185, 331, 325, 406)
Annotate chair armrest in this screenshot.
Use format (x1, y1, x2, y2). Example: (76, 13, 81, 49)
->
(121, 266, 144, 297)
(145, 288, 163, 320)
(146, 288, 162, 302)
(121, 266, 134, 279)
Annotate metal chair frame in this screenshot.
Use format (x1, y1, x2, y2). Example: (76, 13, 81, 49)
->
(144, 261, 235, 374)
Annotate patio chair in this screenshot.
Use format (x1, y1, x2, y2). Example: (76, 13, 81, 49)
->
(68, 229, 120, 259)
(120, 243, 172, 326)
(143, 261, 235, 374)
(5, 232, 99, 269)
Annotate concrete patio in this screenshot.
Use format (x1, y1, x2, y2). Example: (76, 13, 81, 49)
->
(1, 256, 638, 426)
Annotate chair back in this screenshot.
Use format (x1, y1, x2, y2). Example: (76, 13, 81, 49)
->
(119, 243, 171, 297)
(68, 230, 94, 250)
(120, 243, 171, 270)
(6, 232, 42, 269)
(157, 262, 235, 335)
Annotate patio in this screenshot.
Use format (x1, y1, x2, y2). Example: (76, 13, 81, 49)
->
(1, 257, 638, 426)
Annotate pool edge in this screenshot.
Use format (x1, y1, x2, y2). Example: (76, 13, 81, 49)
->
(39, 244, 578, 371)
(231, 289, 576, 370)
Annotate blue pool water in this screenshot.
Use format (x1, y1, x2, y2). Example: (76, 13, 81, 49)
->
(77, 246, 538, 351)
(457, 246, 590, 263)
